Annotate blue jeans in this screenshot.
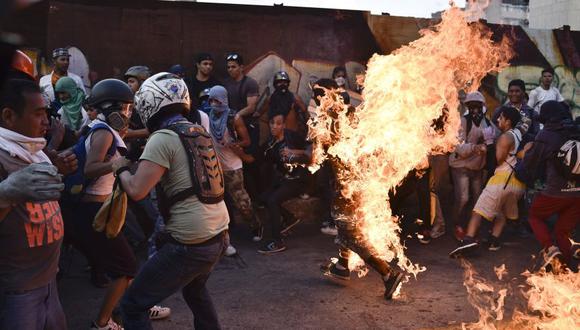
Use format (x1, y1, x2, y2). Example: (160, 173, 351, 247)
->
(0, 279, 67, 330)
(121, 232, 229, 330)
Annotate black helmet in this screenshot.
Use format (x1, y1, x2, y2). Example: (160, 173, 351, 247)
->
(86, 79, 134, 113)
(124, 66, 151, 82)
(273, 71, 290, 83)
(199, 88, 211, 100)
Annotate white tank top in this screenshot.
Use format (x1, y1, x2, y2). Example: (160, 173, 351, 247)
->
(495, 129, 521, 173)
(212, 127, 242, 171)
(84, 121, 126, 195)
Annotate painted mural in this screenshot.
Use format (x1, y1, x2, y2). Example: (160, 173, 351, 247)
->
(14, 1, 578, 118)
(487, 26, 580, 118)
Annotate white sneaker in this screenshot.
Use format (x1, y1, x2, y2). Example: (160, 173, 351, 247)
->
(149, 305, 171, 320)
(90, 319, 123, 330)
(225, 244, 237, 257)
(299, 193, 310, 200)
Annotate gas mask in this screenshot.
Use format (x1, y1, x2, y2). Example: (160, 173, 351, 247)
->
(98, 102, 131, 131)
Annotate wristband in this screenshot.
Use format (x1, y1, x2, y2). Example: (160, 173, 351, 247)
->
(115, 166, 131, 177)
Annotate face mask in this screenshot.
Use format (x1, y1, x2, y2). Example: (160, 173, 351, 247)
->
(275, 82, 289, 93)
(335, 77, 346, 87)
(211, 104, 228, 113)
(471, 112, 483, 125)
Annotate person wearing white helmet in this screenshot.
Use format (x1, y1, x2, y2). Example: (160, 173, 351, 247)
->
(114, 72, 229, 330)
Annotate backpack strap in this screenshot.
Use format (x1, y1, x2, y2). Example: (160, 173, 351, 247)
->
(465, 114, 473, 138)
(157, 122, 224, 219)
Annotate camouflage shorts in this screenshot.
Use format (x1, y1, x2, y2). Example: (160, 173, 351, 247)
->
(223, 169, 254, 222)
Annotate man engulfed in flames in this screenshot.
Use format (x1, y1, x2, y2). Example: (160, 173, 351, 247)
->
(311, 5, 513, 299)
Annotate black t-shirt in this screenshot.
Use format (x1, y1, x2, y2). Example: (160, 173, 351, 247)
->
(256, 129, 310, 179)
(188, 76, 221, 109)
(223, 76, 259, 112)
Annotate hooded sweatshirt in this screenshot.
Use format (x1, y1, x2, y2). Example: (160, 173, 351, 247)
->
(449, 114, 493, 170)
(521, 101, 579, 197)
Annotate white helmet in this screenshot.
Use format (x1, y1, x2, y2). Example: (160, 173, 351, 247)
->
(134, 72, 190, 130)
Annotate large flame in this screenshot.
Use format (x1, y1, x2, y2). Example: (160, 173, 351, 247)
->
(308, 5, 513, 276)
(461, 261, 580, 329)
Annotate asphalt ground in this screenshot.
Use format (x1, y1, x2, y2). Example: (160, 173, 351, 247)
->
(58, 197, 544, 330)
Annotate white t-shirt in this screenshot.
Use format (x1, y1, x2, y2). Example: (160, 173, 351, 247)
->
(39, 72, 87, 103)
(57, 106, 91, 131)
(527, 86, 564, 113)
(211, 127, 243, 171)
(199, 110, 210, 132)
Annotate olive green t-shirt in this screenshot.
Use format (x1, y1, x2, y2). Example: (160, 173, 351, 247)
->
(140, 129, 229, 244)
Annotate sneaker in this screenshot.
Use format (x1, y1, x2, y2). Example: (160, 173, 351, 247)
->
(430, 224, 445, 239)
(251, 225, 263, 242)
(280, 218, 301, 235)
(383, 270, 404, 300)
(418, 230, 431, 244)
(258, 240, 287, 254)
(299, 193, 310, 200)
(224, 244, 237, 257)
(90, 319, 123, 330)
(539, 246, 564, 272)
(149, 305, 171, 320)
(320, 260, 350, 281)
(487, 236, 501, 251)
(449, 237, 479, 258)
(320, 223, 338, 236)
(453, 225, 466, 242)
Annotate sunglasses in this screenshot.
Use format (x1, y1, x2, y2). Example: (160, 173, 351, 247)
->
(226, 54, 239, 61)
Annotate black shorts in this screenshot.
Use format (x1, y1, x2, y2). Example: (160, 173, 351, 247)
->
(72, 202, 137, 278)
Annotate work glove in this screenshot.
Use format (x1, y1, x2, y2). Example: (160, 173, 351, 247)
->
(0, 163, 63, 207)
(482, 126, 496, 145)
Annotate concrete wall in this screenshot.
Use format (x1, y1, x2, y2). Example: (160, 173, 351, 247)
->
(529, 0, 580, 30)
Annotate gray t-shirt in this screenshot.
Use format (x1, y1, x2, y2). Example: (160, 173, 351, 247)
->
(140, 130, 230, 244)
(0, 151, 63, 291)
(223, 76, 259, 112)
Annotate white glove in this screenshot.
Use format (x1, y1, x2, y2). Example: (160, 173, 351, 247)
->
(482, 126, 496, 145)
(0, 163, 63, 207)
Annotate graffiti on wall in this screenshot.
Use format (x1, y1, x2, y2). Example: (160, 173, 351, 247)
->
(496, 65, 579, 117)
(484, 26, 580, 118)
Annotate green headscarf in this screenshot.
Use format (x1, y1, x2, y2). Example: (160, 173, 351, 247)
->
(55, 76, 85, 130)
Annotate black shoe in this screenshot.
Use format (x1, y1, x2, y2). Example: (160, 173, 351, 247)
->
(383, 271, 404, 300)
(487, 236, 501, 251)
(449, 237, 479, 258)
(320, 260, 350, 280)
(280, 218, 301, 235)
(257, 240, 287, 254)
(418, 230, 431, 244)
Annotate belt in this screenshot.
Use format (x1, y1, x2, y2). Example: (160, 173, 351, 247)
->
(168, 230, 227, 247)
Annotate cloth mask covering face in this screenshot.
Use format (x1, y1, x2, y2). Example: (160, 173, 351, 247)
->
(211, 103, 228, 114)
(334, 77, 346, 87)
